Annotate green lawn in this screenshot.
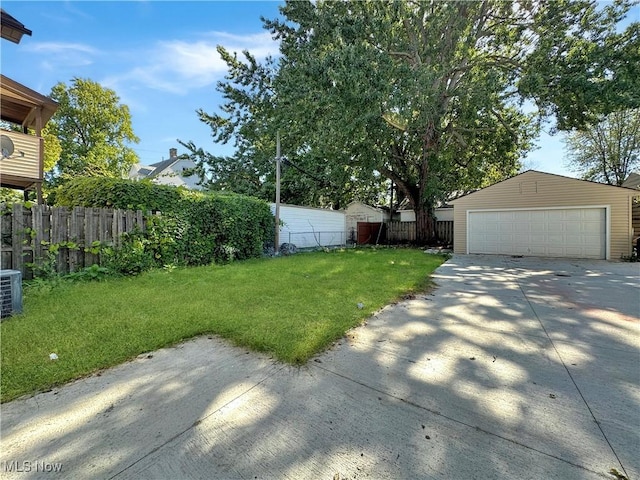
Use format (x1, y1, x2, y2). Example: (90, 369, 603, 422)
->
(1, 248, 445, 402)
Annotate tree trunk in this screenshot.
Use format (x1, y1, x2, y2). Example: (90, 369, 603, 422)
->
(415, 204, 435, 245)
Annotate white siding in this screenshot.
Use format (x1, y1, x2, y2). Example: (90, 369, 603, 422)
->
(344, 202, 388, 243)
(270, 204, 346, 248)
(153, 159, 201, 189)
(435, 207, 454, 222)
(399, 210, 415, 222)
(397, 207, 452, 222)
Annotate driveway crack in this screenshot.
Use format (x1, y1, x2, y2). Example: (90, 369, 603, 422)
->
(312, 362, 609, 479)
(108, 364, 287, 479)
(512, 269, 630, 479)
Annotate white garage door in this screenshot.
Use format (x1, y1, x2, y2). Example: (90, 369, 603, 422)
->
(468, 208, 606, 259)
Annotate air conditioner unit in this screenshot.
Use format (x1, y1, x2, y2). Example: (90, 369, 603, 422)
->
(0, 269, 22, 319)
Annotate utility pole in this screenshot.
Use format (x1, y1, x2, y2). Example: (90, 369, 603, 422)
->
(274, 131, 281, 254)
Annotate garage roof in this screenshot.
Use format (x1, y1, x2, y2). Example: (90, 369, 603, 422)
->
(450, 170, 639, 203)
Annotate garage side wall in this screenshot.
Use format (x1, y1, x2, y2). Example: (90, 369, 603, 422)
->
(452, 172, 633, 259)
(270, 203, 346, 248)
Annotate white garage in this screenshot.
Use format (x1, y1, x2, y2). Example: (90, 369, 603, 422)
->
(269, 203, 346, 248)
(450, 171, 637, 260)
(468, 208, 606, 259)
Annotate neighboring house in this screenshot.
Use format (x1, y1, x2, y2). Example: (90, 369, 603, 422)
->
(623, 173, 640, 246)
(622, 172, 640, 190)
(130, 148, 201, 189)
(449, 170, 638, 260)
(270, 203, 346, 248)
(397, 206, 454, 222)
(0, 10, 58, 204)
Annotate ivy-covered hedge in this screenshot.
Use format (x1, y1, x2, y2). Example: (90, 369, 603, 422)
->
(52, 177, 274, 269)
(52, 177, 191, 212)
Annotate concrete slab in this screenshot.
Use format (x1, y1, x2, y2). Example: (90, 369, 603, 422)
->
(1, 254, 638, 479)
(1, 338, 283, 479)
(114, 366, 604, 480)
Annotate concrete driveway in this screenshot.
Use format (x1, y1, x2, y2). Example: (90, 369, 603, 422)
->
(1, 255, 638, 479)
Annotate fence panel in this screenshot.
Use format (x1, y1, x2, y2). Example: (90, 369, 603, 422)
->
(385, 221, 416, 243)
(385, 220, 453, 245)
(0, 204, 144, 276)
(435, 221, 454, 245)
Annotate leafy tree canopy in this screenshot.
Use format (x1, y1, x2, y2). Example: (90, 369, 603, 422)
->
(565, 108, 639, 186)
(519, 0, 639, 131)
(46, 78, 139, 185)
(186, 0, 638, 242)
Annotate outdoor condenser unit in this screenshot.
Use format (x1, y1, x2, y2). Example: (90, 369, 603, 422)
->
(0, 269, 22, 319)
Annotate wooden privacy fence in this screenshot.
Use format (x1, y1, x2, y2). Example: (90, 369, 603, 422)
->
(385, 220, 454, 245)
(1, 204, 145, 278)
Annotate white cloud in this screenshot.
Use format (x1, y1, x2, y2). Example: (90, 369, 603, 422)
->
(24, 41, 97, 54)
(106, 31, 279, 95)
(24, 41, 99, 69)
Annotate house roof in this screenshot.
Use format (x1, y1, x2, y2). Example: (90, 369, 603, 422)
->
(449, 170, 639, 203)
(147, 158, 178, 177)
(1, 9, 32, 44)
(622, 172, 640, 190)
(0, 74, 58, 128)
(344, 200, 388, 213)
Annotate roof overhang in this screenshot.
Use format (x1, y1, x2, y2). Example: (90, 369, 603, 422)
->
(1, 9, 32, 44)
(0, 74, 58, 129)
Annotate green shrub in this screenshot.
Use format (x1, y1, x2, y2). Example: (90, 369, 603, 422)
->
(52, 177, 190, 212)
(52, 177, 275, 271)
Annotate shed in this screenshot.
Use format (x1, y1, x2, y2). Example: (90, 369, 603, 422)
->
(449, 170, 637, 260)
(270, 203, 346, 248)
(344, 201, 390, 244)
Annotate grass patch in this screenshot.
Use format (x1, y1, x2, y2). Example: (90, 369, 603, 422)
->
(1, 248, 445, 402)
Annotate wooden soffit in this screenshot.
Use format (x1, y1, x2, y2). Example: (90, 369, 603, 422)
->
(0, 74, 58, 128)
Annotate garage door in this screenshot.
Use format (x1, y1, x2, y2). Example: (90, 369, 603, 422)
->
(468, 208, 606, 259)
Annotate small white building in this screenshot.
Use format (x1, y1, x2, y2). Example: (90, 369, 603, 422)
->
(130, 148, 201, 190)
(398, 206, 454, 222)
(270, 203, 346, 248)
(344, 201, 391, 243)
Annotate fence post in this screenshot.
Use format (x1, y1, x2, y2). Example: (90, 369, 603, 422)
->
(32, 204, 47, 266)
(83, 208, 97, 267)
(11, 204, 25, 274)
(71, 207, 86, 272)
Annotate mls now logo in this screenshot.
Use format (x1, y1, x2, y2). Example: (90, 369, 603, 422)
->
(3, 460, 63, 473)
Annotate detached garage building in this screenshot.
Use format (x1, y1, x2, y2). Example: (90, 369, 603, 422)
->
(450, 170, 637, 260)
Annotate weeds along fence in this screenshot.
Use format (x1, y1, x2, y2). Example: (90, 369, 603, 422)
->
(1, 204, 145, 278)
(385, 220, 454, 245)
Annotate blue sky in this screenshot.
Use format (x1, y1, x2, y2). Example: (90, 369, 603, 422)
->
(1, 1, 636, 177)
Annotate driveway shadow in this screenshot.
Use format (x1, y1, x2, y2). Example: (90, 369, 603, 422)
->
(1, 255, 638, 479)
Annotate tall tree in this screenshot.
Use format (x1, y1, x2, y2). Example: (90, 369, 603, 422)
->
(182, 47, 386, 208)
(189, 0, 637, 242)
(565, 109, 640, 186)
(265, 1, 540, 241)
(46, 78, 139, 184)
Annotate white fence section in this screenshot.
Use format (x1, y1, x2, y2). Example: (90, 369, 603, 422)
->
(270, 203, 346, 248)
